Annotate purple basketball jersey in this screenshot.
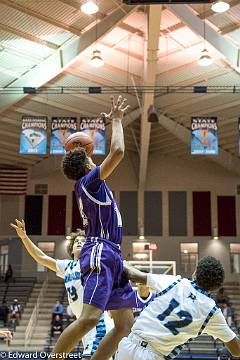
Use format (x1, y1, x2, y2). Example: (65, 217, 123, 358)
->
(75, 166, 122, 245)
(133, 292, 157, 318)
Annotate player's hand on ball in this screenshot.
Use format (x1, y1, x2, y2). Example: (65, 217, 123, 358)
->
(101, 95, 130, 121)
(10, 219, 27, 238)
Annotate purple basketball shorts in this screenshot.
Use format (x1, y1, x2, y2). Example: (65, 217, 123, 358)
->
(80, 238, 137, 311)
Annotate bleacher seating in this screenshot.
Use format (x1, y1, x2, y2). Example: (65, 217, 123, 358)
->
(0, 277, 36, 305)
(0, 277, 35, 332)
(5, 278, 36, 305)
(0, 277, 36, 348)
(0, 283, 8, 304)
(44, 290, 83, 353)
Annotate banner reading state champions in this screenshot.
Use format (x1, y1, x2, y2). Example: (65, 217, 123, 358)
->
(191, 116, 218, 155)
(20, 116, 47, 154)
(50, 117, 77, 154)
(80, 116, 106, 155)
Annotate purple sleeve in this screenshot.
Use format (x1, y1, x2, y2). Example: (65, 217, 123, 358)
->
(76, 166, 102, 192)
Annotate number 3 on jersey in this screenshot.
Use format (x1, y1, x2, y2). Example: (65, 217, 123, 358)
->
(67, 286, 78, 302)
(157, 298, 192, 335)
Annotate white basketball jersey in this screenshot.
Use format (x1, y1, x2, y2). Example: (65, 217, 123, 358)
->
(132, 274, 235, 359)
(56, 259, 83, 318)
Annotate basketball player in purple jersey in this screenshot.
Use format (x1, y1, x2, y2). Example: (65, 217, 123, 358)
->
(54, 96, 137, 359)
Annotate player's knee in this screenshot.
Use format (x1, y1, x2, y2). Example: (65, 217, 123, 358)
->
(87, 315, 100, 328)
(117, 324, 132, 337)
(122, 319, 133, 336)
(77, 314, 99, 331)
(114, 315, 133, 336)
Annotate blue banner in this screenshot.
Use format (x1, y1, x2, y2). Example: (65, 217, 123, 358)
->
(80, 117, 106, 155)
(19, 116, 47, 155)
(50, 117, 77, 154)
(191, 116, 218, 155)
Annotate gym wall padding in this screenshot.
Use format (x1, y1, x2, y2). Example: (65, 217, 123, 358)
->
(218, 196, 236, 236)
(193, 191, 212, 236)
(25, 195, 43, 235)
(169, 191, 187, 236)
(48, 195, 66, 235)
(144, 191, 162, 236)
(120, 191, 138, 236)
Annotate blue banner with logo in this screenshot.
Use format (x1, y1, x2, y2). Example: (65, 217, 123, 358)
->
(80, 116, 106, 155)
(50, 117, 77, 154)
(19, 116, 47, 155)
(191, 116, 218, 155)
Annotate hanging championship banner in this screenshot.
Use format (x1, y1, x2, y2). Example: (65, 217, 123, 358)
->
(20, 116, 47, 154)
(80, 116, 106, 155)
(191, 116, 218, 155)
(50, 117, 77, 154)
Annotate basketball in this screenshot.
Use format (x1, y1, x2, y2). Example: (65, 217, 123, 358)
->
(65, 132, 94, 156)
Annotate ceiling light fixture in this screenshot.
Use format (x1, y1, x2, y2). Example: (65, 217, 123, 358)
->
(198, 11, 213, 67)
(81, 1, 99, 15)
(90, 49, 104, 67)
(198, 49, 213, 66)
(211, 1, 230, 13)
(90, 10, 104, 68)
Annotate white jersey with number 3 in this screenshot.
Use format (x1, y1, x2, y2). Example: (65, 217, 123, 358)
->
(131, 274, 235, 359)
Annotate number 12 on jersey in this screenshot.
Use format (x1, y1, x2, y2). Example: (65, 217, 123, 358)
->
(157, 298, 193, 335)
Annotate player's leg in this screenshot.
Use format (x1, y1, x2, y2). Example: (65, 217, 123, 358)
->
(53, 241, 110, 354)
(58, 240, 115, 358)
(81, 311, 114, 360)
(91, 307, 134, 360)
(81, 314, 106, 360)
(89, 246, 137, 360)
(53, 303, 103, 354)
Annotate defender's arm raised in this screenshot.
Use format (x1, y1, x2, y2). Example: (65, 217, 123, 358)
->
(11, 219, 56, 272)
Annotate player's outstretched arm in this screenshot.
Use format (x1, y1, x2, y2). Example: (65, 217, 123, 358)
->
(0, 330, 12, 341)
(123, 261, 147, 284)
(10, 219, 56, 272)
(225, 336, 240, 357)
(99, 95, 130, 180)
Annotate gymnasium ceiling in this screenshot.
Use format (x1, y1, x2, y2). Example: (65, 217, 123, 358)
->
(0, 0, 240, 181)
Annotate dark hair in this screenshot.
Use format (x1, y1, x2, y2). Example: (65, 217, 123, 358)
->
(62, 148, 88, 181)
(67, 230, 85, 259)
(195, 256, 224, 291)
